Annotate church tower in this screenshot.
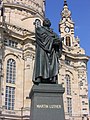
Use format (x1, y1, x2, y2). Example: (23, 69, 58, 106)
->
(0, 0, 45, 119)
(59, 0, 89, 119)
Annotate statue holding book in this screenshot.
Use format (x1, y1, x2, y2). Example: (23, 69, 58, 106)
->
(32, 18, 64, 84)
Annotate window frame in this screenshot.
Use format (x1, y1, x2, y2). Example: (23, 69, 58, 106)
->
(5, 86, 15, 110)
(66, 74, 71, 95)
(6, 59, 16, 84)
(67, 97, 72, 115)
(66, 36, 71, 46)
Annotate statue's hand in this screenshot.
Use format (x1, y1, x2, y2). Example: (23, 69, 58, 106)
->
(53, 37, 64, 45)
(55, 40, 60, 44)
(53, 39, 60, 45)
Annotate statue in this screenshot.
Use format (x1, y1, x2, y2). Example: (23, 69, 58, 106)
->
(32, 18, 64, 84)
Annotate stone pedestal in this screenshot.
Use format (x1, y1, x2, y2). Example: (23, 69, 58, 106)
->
(29, 84, 65, 120)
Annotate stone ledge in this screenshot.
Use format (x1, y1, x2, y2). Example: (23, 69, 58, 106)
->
(30, 84, 65, 98)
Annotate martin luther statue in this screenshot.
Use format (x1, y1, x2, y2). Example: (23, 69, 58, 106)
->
(32, 18, 64, 84)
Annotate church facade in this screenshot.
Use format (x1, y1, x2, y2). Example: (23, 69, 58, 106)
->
(0, 0, 89, 120)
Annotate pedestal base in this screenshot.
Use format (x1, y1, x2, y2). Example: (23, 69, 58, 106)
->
(29, 84, 65, 120)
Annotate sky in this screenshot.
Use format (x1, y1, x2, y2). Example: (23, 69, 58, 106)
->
(45, 0, 90, 98)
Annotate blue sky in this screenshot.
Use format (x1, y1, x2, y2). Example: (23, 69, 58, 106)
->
(45, 0, 90, 98)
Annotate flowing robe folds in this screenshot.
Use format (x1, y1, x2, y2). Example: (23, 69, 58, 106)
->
(32, 26, 62, 83)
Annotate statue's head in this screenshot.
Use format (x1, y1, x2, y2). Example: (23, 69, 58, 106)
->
(43, 18, 51, 27)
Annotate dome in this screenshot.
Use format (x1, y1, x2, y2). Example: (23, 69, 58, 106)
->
(2, 0, 45, 34)
(4, 0, 45, 16)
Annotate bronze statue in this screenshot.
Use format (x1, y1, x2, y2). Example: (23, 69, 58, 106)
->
(32, 18, 64, 84)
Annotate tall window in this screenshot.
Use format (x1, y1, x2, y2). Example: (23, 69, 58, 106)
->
(5, 59, 16, 110)
(5, 86, 15, 110)
(67, 97, 72, 114)
(66, 36, 71, 46)
(66, 74, 71, 95)
(6, 59, 16, 84)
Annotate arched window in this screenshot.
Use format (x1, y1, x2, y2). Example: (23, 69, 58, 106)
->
(66, 74, 71, 95)
(6, 59, 16, 84)
(66, 36, 71, 46)
(5, 59, 16, 110)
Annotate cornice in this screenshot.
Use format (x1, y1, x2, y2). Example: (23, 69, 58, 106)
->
(60, 19, 74, 25)
(62, 50, 89, 61)
(0, 21, 35, 41)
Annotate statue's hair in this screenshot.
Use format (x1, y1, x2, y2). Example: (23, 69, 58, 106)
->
(43, 18, 51, 27)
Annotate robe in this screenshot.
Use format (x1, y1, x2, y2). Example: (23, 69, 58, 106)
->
(32, 26, 62, 83)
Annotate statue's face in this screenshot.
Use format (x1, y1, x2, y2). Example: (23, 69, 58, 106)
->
(43, 18, 51, 27)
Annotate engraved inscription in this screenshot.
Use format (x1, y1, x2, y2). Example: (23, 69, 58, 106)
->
(36, 104, 61, 109)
